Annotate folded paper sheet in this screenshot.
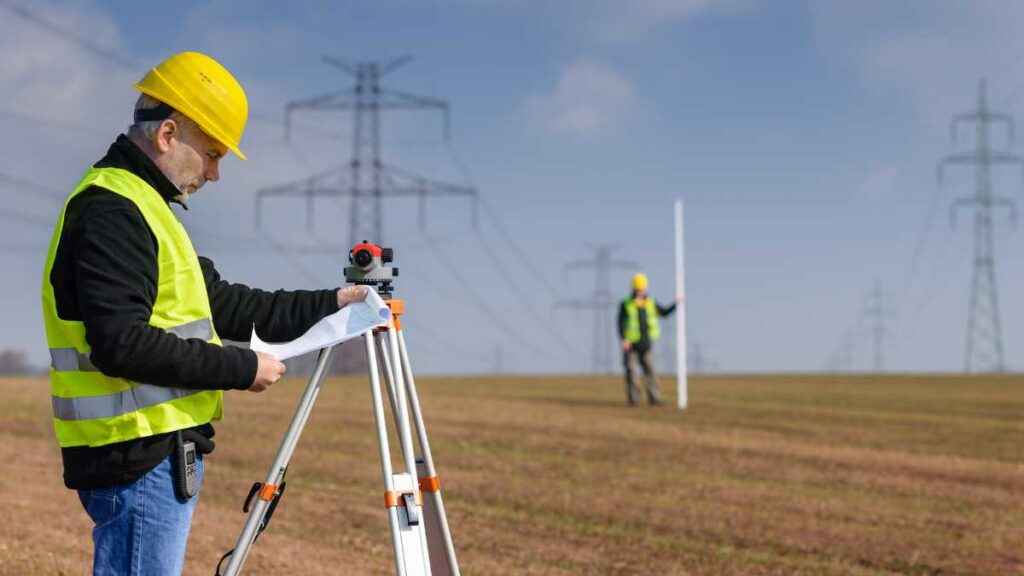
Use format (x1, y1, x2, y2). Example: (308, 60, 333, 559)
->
(250, 288, 391, 360)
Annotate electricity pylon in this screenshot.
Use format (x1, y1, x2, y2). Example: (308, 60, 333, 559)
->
(256, 56, 476, 246)
(556, 245, 637, 373)
(938, 79, 1024, 373)
(862, 278, 894, 372)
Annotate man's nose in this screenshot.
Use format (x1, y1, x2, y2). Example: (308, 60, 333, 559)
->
(206, 159, 220, 182)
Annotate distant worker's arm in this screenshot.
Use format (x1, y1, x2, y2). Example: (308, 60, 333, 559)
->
(618, 301, 630, 350)
(73, 203, 256, 391)
(657, 302, 677, 317)
(199, 257, 343, 343)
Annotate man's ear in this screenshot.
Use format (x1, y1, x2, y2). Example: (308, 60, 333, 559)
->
(154, 118, 178, 154)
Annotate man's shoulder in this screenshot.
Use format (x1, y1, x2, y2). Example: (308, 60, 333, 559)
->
(67, 185, 142, 220)
(62, 185, 154, 247)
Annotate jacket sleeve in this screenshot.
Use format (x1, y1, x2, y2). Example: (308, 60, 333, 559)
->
(617, 301, 627, 340)
(73, 202, 256, 391)
(199, 257, 339, 343)
(657, 302, 677, 317)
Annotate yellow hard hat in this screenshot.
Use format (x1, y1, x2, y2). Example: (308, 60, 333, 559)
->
(632, 273, 648, 291)
(134, 51, 249, 160)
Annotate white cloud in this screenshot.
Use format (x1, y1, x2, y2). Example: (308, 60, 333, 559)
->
(523, 60, 637, 137)
(810, 2, 1024, 133)
(0, 0, 137, 127)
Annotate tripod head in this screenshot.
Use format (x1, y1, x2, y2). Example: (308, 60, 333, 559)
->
(344, 241, 399, 298)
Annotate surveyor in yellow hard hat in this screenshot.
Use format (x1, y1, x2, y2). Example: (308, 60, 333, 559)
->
(617, 272, 679, 406)
(41, 52, 368, 575)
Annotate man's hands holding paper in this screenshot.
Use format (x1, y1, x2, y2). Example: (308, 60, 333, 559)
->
(337, 285, 369, 308)
(248, 285, 389, 372)
(250, 351, 286, 393)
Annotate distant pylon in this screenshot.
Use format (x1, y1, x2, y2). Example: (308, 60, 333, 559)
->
(938, 79, 1024, 373)
(862, 278, 894, 372)
(257, 56, 476, 246)
(556, 245, 637, 373)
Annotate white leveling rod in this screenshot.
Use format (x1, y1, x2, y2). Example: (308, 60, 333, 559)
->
(675, 199, 688, 410)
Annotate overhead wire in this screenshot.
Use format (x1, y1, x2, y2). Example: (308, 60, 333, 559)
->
(443, 140, 580, 362)
(0, 171, 67, 202)
(422, 234, 556, 360)
(0, 208, 53, 228)
(0, 0, 141, 70)
(445, 142, 562, 299)
(0, 106, 111, 138)
(472, 228, 579, 354)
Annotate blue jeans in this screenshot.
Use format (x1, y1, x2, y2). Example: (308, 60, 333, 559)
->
(77, 454, 204, 576)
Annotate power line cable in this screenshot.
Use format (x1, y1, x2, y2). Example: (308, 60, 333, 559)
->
(0, 0, 141, 70)
(475, 198, 563, 300)
(472, 227, 578, 354)
(441, 145, 576, 351)
(444, 140, 564, 300)
(0, 208, 53, 228)
(423, 235, 555, 360)
(0, 171, 67, 202)
(902, 178, 945, 296)
(0, 106, 111, 138)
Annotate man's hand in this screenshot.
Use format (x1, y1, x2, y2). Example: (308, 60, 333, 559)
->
(250, 351, 286, 393)
(337, 285, 369, 308)
(622, 340, 632, 352)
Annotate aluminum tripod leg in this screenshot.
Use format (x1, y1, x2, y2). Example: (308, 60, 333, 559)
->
(397, 331, 461, 576)
(219, 346, 335, 576)
(366, 330, 431, 576)
(376, 331, 401, 422)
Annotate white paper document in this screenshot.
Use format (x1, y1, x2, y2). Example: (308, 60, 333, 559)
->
(249, 288, 391, 360)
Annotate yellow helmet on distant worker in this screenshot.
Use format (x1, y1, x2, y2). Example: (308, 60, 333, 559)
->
(134, 51, 249, 160)
(632, 273, 648, 292)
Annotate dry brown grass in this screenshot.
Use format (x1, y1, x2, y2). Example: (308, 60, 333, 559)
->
(1, 373, 1021, 575)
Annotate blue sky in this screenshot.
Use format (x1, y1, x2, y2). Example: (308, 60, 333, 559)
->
(5, 1, 1024, 373)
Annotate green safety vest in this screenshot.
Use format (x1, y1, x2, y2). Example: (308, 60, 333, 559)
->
(622, 297, 660, 343)
(41, 167, 223, 448)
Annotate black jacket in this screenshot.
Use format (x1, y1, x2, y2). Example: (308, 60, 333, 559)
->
(52, 135, 338, 489)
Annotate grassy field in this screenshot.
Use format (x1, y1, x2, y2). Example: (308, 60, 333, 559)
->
(1, 373, 1021, 575)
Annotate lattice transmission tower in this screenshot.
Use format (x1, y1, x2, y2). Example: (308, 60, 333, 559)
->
(557, 245, 637, 373)
(938, 79, 1024, 373)
(257, 56, 476, 246)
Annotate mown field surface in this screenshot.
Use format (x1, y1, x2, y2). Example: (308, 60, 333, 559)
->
(1, 373, 1022, 575)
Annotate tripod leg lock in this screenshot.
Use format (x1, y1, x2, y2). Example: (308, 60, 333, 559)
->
(384, 491, 422, 526)
(242, 481, 289, 534)
(402, 493, 420, 526)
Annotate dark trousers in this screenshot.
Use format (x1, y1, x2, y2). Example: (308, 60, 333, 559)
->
(623, 342, 662, 405)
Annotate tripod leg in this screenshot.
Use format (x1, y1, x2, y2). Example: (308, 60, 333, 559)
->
(376, 331, 401, 420)
(384, 322, 433, 573)
(397, 331, 461, 576)
(219, 346, 335, 576)
(365, 332, 409, 576)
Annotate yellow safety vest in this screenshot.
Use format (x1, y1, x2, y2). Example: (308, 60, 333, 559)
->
(622, 297, 660, 343)
(41, 167, 223, 448)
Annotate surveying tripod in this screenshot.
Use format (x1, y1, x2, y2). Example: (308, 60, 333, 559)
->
(216, 242, 460, 576)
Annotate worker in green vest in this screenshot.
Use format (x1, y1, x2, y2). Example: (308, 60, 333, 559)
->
(40, 52, 368, 576)
(617, 273, 678, 406)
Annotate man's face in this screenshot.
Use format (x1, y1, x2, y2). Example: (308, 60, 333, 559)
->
(153, 117, 228, 199)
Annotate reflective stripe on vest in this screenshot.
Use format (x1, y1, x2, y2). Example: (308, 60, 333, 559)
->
(49, 318, 214, 371)
(52, 384, 206, 421)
